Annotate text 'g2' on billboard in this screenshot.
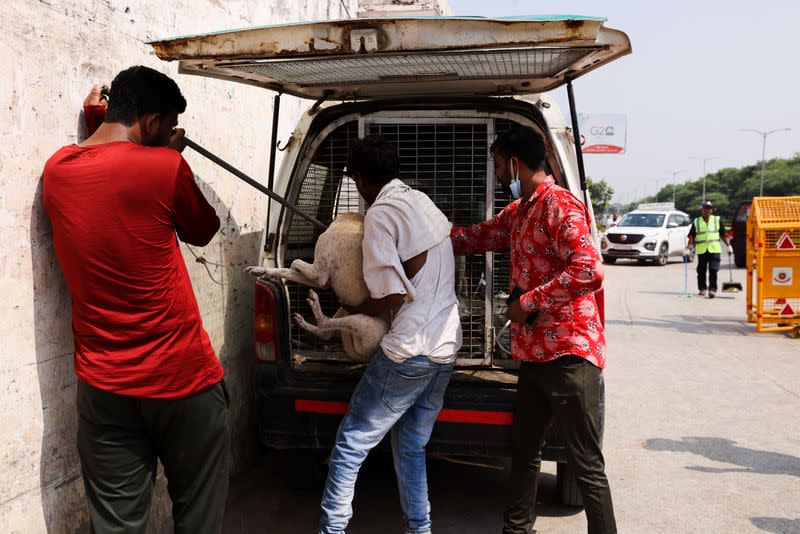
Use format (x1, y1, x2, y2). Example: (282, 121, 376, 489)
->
(578, 113, 627, 154)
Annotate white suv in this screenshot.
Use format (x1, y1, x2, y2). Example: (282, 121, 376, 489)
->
(601, 207, 692, 265)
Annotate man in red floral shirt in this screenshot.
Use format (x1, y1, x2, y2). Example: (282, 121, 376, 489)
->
(451, 126, 616, 534)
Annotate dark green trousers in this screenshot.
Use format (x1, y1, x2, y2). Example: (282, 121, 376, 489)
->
(77, 380, 230, 534)
(503, 356, 616, 534)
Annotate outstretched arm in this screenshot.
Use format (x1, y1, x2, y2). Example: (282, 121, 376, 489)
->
(450, 203, 514, 256)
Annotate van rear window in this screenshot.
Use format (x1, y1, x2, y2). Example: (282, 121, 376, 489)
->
(280, 116, 545, 365)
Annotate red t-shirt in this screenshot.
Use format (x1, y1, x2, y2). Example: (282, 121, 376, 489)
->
(43, 141, 224, 398)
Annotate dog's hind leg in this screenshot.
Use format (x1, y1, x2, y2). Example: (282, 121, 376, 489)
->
(303, 290, 385, 361)
(293, 290, 348, 341)
(288, 259, 329, 287)
(293, 313, 335, 341)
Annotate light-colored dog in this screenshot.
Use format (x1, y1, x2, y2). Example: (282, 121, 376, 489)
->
(245, 213, 387, 362)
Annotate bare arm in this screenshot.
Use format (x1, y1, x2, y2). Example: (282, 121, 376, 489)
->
(342, 250, 426, 316)
(342, 293, 405, 316)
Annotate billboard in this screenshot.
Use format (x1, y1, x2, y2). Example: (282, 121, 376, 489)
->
(578, 113, 627, 154)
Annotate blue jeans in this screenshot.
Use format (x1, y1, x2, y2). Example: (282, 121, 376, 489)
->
(319, 349, 454, 534)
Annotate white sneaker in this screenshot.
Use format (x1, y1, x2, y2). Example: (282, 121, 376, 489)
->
(698, 290, 706, 296)
(708, 291, 716, 299)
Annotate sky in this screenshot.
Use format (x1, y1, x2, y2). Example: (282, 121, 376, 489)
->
(450, 0, 800, 203)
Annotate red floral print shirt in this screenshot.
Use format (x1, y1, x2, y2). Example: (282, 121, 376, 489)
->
(451, 177, 606, 368)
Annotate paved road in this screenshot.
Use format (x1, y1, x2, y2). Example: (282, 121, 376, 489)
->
(224, 258, 800, 533)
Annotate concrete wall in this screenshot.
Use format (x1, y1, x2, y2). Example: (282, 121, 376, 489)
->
(358, 0, 453, 17)
(0, 1, 357, 532)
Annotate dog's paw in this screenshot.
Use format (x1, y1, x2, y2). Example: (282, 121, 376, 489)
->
(244, 266, 267, 277)
(293, 313, 309, 328)
(246, 266, 283, 281)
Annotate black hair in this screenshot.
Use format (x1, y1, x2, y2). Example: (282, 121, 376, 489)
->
(490, 125, 546, 171)
(104, 66, 187, 126)
(345, 135, 400, 186)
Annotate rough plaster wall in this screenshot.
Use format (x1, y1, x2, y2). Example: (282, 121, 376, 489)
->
(357, 0, 453, 17)
(0, 1, 356, 532)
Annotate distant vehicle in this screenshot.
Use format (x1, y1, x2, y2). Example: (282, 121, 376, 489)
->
(731, 200, 752, 268)
(601, 208, 693, 265)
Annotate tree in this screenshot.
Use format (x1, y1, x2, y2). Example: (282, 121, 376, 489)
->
(587, 178, 614, 215)
(659, 154, 800, 220)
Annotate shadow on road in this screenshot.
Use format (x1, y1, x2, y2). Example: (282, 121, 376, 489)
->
(606, 316, 749, 336)
(223, 449, 581, 533)
(751, 516, 800, 533)
(635, 290, 738, 300)
(606, 259, 743, 270)
(644, 437, 800, 478)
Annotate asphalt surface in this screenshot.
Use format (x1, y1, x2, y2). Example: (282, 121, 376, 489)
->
(223, 257, 800, 534)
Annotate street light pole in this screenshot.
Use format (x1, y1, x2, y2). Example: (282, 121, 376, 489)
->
(740, 128, 791, 196)
(669, 170, 686, 204)
(690, 156, 719, 202)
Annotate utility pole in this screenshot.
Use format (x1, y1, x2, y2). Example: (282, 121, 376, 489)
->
(690, 156, 719, 202)
(669, 170, 686, 204)
(740, 128, 791, 196)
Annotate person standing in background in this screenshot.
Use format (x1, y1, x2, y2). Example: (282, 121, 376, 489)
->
(686, 200, 732, 298)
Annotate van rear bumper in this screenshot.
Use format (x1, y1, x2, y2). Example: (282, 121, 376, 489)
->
(255, 364, 568, 461)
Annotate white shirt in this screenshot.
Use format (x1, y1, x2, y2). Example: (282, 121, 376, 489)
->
(362, 180, 463, 363)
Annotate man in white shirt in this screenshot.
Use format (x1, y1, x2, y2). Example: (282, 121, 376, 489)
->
(319, 136, 462, 534)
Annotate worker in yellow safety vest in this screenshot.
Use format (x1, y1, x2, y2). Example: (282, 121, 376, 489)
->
(684, 200, 732, 298)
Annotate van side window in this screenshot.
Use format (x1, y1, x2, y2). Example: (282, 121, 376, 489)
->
(285, 121, 358, 249)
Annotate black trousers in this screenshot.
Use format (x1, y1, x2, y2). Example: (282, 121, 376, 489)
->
(503, 356, 616, 534)
(696, 252, 721, 292)
(77, 380, 231, 534)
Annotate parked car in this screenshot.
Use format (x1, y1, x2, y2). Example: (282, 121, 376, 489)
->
(731, 200, 752, 268)
(152, 15, 631, 505)
(601, 208, 693, 265)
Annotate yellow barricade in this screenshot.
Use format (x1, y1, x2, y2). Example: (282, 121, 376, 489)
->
(746, 196, 800, 336)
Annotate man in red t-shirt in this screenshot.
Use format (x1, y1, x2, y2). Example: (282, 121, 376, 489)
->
(451, 126, 616, 534)
(43, 66, 229, 533)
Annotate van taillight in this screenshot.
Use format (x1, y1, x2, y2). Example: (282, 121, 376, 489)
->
(254, 281, 280, 363)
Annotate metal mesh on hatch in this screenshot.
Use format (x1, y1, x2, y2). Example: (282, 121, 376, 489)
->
(225, 47, 598, 87)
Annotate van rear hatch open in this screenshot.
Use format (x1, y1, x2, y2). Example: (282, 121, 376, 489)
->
(150, 16, 630, 368)
(150, 15, 631, 100)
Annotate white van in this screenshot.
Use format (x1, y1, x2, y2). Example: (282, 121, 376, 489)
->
(153, 15, 631, 504)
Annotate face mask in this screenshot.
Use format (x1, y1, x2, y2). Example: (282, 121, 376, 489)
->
(508, 158, 522, 199)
